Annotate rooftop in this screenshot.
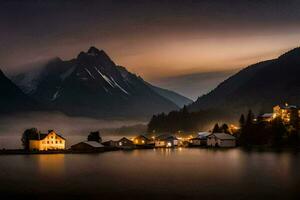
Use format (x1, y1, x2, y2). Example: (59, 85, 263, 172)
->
(29, 131, 65, 141)
(210, 133, 236, 140)
(83, 141, 104, 148)
(196, 132, 212, 138)
(261, 113, 273, 118)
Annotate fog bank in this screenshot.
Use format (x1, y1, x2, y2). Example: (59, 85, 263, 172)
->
(0, 111, 145, 136)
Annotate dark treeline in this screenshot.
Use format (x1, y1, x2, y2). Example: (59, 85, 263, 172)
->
(147, 106, 228, 133)
(237, 110, 300, 147)
(211, 123, 231, 134)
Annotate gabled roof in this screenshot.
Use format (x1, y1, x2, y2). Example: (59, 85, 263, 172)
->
(118, 137, 133, 142)
(197, 132, 212, 138)
(83, 141, 104, 148)
(209, 133, 236, 140)
(134, 135, 150, 140)
(278, 104, 298, 109)
(261, 113, 273, 118)
(29, 131, 65, 141)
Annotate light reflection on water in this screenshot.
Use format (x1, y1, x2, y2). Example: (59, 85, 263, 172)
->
(0, 148, 299, 199)
(37, 154, 66, 177)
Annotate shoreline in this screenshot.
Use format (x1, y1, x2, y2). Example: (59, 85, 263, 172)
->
(1, 146, 300, 155)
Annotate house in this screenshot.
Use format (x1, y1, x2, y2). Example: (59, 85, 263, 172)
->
(102, 140, 117, 147)
(71, 141, 104, 152)
(207, 133, 236, 147)
(133, 135, 151, 145)
(190, 132, 211, 146)
(155, 135, 178, 148)
(116, 137, 135, 149)
(273, 103, 300, 123)
(29, 130, 66, 151)
(260, 113, 274, 122)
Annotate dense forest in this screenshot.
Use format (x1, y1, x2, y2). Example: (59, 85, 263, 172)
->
(237, 110, 300, 147)
(147, 106, 228, 133)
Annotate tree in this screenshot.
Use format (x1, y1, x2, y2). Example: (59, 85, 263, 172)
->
(290, 108, 300, 130)
(270, 117, 287, 146)
(239, 110, 255, 146)
(246, 110, 255, 125)
(87, 131, 102, 143)
(21, 128, 38, 151)
(239, 114, 245, 128)
(212, 123, 221, 133)
(221, 123, 230, 134)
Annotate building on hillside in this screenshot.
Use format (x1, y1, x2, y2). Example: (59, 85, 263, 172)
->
(260, 113, 274, 122)
(133, 135, 151, 145)
(116, 137, 135, 149)
(29, 130, 66, 151)
(190, 132, 212, 146)
(71, 141, 104, 151)
(155, 135, 178, 148)
(273, 103, 300, 123)
(207, 133, 236, 147)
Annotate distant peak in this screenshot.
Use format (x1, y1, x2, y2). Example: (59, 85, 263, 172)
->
(87, 46, 102, 55)
(76, 46, 115, 66)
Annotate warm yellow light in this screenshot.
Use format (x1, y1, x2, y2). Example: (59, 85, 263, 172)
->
(142, 140, 145, 144)
(167, 142, 172, 147)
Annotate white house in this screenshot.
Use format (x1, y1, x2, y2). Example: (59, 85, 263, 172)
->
(190, 132, 211, 146)
(29, 130, 66, 151)
(207, 133, 236, 147)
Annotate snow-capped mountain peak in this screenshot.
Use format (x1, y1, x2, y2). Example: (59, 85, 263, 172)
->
(12, 47, 191, 119)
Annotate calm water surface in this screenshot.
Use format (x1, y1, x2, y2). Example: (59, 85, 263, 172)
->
(0, 148, 300, 199)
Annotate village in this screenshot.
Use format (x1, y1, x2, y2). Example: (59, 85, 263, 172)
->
(1, 103, 299, 154)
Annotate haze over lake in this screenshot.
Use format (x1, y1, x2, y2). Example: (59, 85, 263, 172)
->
(1, 148, 299, 199)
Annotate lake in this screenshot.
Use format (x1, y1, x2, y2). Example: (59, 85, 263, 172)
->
(0, 148, 300, 199)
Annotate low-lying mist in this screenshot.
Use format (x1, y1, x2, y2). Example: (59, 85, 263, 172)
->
(0, 111, 146, 149)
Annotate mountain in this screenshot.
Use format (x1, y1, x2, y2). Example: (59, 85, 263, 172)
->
(189, 47, 300, 117)
(151, 70, 237, 100)
(13, 47, 188, 119)
(145, 82, 192, 107)
(0, 70, 35, 113)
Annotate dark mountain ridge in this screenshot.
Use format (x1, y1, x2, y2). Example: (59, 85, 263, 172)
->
(13, 47, 191, 119)
(0, 69, 35, 113)
(147, 47, 300, 133)
(189, 47, 300, 117)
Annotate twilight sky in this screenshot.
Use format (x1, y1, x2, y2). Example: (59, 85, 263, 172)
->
(1, 0, 300, 98)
